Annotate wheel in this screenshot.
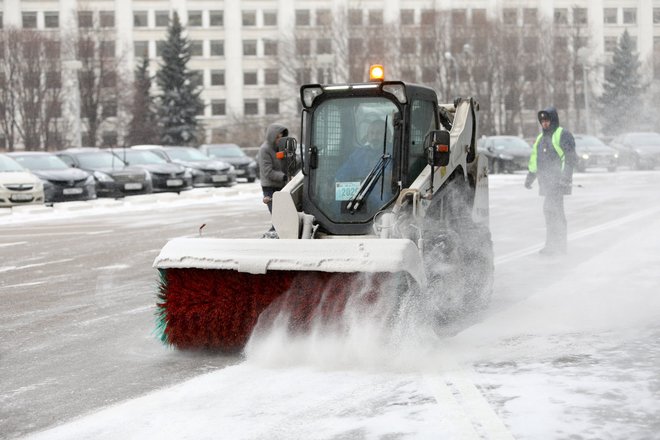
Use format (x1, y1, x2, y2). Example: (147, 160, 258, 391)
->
(492, 160, 501, 174)
(247, 177, 256, 183)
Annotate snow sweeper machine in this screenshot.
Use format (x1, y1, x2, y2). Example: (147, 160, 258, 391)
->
(154, 65, 493, 351)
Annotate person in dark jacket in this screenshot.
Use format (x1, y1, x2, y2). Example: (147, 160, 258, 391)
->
(525, 107, 578, 255)
(257, 123, 289, 214)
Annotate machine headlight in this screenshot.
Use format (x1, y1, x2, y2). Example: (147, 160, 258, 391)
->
(93, 171, 113, 182)
(614, 153, 619, 159)
(581, 154, 589, 160)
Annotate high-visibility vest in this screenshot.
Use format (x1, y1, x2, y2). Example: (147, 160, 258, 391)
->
(529, 127, 565, 173)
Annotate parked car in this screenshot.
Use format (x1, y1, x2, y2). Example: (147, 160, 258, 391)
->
(56, 148, 153, 197)
(198, 143, 258, 182)
(573, 134, 618, 172)
(609, 132, 660, 170)
(0, 153, 45, 207)
(112, 148, 192, 193)
(477, 135, 531, 174)
(8, 152, 96, 202)
(132, 145, 236, 187)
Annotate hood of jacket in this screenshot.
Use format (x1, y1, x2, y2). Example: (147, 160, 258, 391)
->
(538, 107, 560, 133)
(265, 123, 289, 150)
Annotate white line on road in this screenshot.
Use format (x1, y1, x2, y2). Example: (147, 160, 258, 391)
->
(0, 241, 27, 248)
(0, 258, 75, 273)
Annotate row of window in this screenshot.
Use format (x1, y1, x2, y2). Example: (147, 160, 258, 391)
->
(134, 39, 280, 58)
(207, 99, 279, 117)
(7, 7, 660, 31)
(187, 69, 279, 88)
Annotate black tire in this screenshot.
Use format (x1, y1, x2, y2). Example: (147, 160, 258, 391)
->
(492, 160, 501, 174)
(247, 177, 256, 183)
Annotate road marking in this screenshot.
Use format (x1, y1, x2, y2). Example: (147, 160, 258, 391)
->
(495, 206, 660, 265)
(0, 258, 75, 273)
(0, 241, 27, 248)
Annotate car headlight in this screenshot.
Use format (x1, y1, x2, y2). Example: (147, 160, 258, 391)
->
(188, 167, 203, 177)
(93, 171, 114, 182)
(84, 175, 95, 185)
(183, 168, 193, 178)
(248, 161, 257, 169)
(35, 180, 47, 190)
(228, 165, 235, 172)
(581, 154, 589, 160)
(143, 170, 152, 182)
(498, 154, 514, 160)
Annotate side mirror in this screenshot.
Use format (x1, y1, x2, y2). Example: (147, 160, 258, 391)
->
(276, 136, 299, 179)
(425, 130, 451, 167)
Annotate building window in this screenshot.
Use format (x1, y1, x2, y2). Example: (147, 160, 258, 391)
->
(244, 100, 258, 115)
(190, 70, 203, 88)
(604, 36, 617, 52)
(523, 8, 537, 25)
(503, 8, 517, 25)
(297, 68, 312, 84)
(263, 11, 277, 26)
(46, 71, 61, 88)
(654, 8, 660, 24)
(22, 12, 37, 29)
(654, 37, 660, 79)
(134, 41, 148, 58)
(317, 9, 332, 26)
(99, 11, 114, 27)
(210, 40, 224, 56)
(623, 8, 636, 24)
(573, 8, 587, 25)
(210, 70, 224, 86)
(264, 40, 278, 56)
(133, 11, 148, 27)
(554, 8, 568, 25)
(296, 10, 310, 26)
(190, 41, 203, 57)
(243, 40, 257, 56)
(349, 9, 362, 26)
(210, 11, 223, 27)
(44, 12, 59, 28)
(265, 99, 279, 115)
(369, 10, 383, 26)
(401, 68, 416, 82)
(45, 41, 60, 59)
(156, 41, 165, 57)
(452, 9, 467, 26)
(401, 38, 416, 54)
(264, 69, 278, 85)
(242, 11, 256, 26)
(0, 13, 3, 29)
(102, 131, 117, 147)
(400, 9, 414, 25)
(296, 39, 311, 56)
(188, 11, 202, 27)
(100, 41, 115, 58)
(155, 11, 169, 27)
(421, 67, 437, 82)
(317, 38, 332, 54)
(211, 100, 225, 116)
(102, 72, 116, 88)
(102, 101, 117, 118)
(420, 10, 435, 26)
(604, 8, 617, 24)
(244, 71, 257, 85)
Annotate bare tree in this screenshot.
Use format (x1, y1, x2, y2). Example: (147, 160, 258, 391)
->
(0, 29, 21, 151)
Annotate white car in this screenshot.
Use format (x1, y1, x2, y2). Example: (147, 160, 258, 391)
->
(0, 153, 45, 207)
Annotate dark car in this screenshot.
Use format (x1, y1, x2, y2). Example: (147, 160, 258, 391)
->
(477, 136, 531, 174)
(609, 132, 660, 170)
(573, 134, 618, 172)
(198, 143, 258, 182)
(112, 149, 192, 193)
(8, 152, 96, 203)
(133, 146, 236, 187)
(56, 148, 153, 197)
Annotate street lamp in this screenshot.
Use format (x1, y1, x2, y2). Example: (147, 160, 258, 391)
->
(577, 47, 592, 134)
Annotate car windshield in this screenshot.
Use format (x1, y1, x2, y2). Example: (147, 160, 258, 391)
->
(492, 137, 529, 150)
(575, 136, 606, 147)
(206, 145, 245, 158)
(166, 148, 210, 161)
(0, 154, 25, 172)
(76, 152, 126, 168)
(115, 150, 167, 165)
(309, 96, 398, 224)
(627, 133, 660, 145)
(12, 154, 70, 170)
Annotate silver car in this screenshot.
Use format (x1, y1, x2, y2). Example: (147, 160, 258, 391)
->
(0, 154, 45, 207)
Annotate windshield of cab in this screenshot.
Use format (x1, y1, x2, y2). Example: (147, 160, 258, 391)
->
(309, 96, 398, 224)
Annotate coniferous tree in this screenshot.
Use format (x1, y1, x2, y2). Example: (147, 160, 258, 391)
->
(156, 12, 204, 145)
(127, 58, 159, 145)
(598, 30, 646, 134)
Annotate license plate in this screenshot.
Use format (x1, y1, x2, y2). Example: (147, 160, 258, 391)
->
(124, 183, 143, 190)
(212, 175, 228, 182)
(235, 169, 245, 175)
(10, 193, 34, 201)
(166, 179, 183, 187)
(336, 181, 361, 201)
(63, 188, 83, 195)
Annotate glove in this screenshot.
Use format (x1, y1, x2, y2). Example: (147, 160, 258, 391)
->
(524, 172, 536, 189)
(559, 174, 572, 189)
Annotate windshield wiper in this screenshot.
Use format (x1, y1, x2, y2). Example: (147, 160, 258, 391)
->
(346, 116, 391, 213)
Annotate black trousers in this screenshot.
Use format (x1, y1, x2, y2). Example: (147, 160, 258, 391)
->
(261, 186, 279, 213)
(543, 192, 567, 252)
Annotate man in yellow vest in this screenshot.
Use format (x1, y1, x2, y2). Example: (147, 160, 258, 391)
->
(525, 107, 578, 255)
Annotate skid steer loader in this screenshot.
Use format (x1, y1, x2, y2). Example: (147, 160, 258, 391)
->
(154, 66, 493, 351)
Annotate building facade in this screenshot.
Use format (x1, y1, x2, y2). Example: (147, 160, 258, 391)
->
(1, 0, 659, 146)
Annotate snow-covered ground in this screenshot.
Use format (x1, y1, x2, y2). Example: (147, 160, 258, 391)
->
(6, 171, 660, 439)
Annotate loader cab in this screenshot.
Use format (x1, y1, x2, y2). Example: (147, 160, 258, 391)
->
(300, 81, 439, 235)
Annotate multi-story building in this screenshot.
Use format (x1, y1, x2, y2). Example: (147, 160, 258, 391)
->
(1, 0, 659, 146)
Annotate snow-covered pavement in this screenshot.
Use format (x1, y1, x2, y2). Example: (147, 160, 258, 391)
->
(5, 171, 660, 439)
